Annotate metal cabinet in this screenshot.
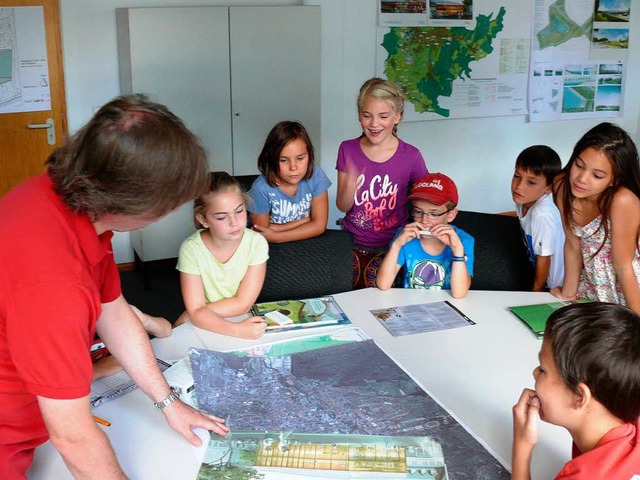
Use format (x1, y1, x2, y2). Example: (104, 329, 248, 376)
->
(116, 6, 321, 266)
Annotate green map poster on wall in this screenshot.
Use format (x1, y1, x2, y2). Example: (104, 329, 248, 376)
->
(376, 1, 530, 120)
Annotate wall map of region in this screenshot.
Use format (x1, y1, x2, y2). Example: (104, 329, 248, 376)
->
(381, 8, 505, 118)
(190, 340, 509, 479)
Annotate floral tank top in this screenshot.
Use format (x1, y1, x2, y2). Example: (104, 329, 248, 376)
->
(573, 215, 640, 305)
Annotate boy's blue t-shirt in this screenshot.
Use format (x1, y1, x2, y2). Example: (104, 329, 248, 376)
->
(394, 225, 475, 289)
(248, 167, 331, 224)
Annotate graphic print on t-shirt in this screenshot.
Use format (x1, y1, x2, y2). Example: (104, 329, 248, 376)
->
(270, 192, 312, 224)
(523, 232, 536, 267)
(352, 173, 399, 232)
(410, 260, 445, 289)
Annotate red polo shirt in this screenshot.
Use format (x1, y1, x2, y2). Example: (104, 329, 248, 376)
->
(555, 418, 640, 479)
(0, 174, 121, 478)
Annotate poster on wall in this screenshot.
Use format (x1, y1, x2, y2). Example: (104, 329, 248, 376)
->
(0, 7, 51, 114)
(592, 0, 630, 51)
(378, 0, 474, 28)
(378, 0, 429, 26)
(528, 0, 626, 122)
(376, 0, 529, 121)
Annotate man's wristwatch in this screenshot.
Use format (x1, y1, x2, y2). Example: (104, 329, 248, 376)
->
(154, 387, 180, 410)
(452, 254, 467, 262)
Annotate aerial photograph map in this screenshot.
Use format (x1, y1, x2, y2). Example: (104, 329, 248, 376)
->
(190, 340, 509, 479)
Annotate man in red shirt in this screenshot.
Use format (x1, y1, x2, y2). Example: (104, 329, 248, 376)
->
(0, 94, 229, 479)
(512, 302, 640, 480)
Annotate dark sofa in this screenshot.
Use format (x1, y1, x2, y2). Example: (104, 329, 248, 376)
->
(452, 210, 534, 291)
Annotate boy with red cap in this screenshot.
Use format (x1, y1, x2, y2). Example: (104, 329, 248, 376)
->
(377, 172, 474, 298)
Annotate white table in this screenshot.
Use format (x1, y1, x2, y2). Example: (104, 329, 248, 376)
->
(29, 289, 571, 480)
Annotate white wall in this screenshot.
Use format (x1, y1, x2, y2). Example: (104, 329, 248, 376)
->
(60, 0, 640, 263)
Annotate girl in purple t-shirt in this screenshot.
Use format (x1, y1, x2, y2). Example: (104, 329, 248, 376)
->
(336, 77, 428, 288)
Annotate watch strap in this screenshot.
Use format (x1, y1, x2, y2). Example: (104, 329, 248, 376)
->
(154, 388, 179, 410)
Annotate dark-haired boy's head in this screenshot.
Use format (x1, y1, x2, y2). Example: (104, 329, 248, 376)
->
(544, 302, 640, 423)
(515, 145, 562, 186)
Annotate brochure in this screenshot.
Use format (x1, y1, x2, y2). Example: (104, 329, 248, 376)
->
(250, 295, 350, 332)
(370, 301, 474, 336)
(90, 358, 171, 407)
(508, 299, 591, 339)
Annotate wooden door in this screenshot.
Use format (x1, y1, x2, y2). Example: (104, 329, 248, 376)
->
(0, 0, 67, 197)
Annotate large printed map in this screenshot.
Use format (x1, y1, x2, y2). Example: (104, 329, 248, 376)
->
(535, 0, 592, 49)
(381, 8, 506, 118)
(190, 339, 510, 479)
(376, 3, 530, 120)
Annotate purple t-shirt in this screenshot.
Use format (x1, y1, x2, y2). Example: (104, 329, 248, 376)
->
(336, 137, 428, 248)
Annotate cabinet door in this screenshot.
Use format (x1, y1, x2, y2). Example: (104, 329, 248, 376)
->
(229, 6, 321, 176)
(117, 7, 233, 173)
(117, 7, 233, 262)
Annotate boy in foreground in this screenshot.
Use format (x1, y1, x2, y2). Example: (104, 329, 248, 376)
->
(511, 145, 564, 291)
(512, 302, 640, 479)
(377, 172, 474, 298)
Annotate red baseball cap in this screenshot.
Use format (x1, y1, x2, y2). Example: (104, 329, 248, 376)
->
(406, 173, 458, 206)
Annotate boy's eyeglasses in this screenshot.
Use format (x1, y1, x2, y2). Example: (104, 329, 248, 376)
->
(412, 208, 451, 220)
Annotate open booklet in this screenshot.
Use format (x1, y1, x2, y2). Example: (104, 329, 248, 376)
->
(250, 295, 351, 332)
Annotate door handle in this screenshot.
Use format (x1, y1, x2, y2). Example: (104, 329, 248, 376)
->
(27, 118, 56, 146)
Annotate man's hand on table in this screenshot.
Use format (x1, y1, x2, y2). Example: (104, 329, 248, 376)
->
(163, 400, 229, 445)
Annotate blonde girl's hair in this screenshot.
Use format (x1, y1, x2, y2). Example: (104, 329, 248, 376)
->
(357, 77, 405, 136)
(193, 171, 248, 229)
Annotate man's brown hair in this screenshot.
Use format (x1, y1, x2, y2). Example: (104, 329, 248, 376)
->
(47, 94, 210, 220)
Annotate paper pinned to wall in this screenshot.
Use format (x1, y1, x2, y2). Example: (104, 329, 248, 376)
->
(0, 6, 51, 114)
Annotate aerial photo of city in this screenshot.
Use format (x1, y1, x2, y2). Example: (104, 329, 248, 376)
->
(190, 340, 509, 479)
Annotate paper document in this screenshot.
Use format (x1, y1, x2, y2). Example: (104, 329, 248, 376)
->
(90, 358, 171, 407)
(370, 301, 474, 336)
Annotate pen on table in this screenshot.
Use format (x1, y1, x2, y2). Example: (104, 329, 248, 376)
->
(93, 415, 111, 427)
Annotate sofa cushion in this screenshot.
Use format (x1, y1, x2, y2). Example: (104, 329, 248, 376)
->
(452, 210, 534, 291)
(257, 229, 354, 302)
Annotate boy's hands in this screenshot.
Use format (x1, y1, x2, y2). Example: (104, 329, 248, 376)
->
(391, 222, 424, 248)
(429, 224, 464, 255)
(512, 388, 540, 480)
(391, 222, 465, 257)
(513, 388, 540, 447)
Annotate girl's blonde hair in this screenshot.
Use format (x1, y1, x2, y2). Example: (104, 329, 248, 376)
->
(193, 171, 248, 229)
(357, 78, 405, 136)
